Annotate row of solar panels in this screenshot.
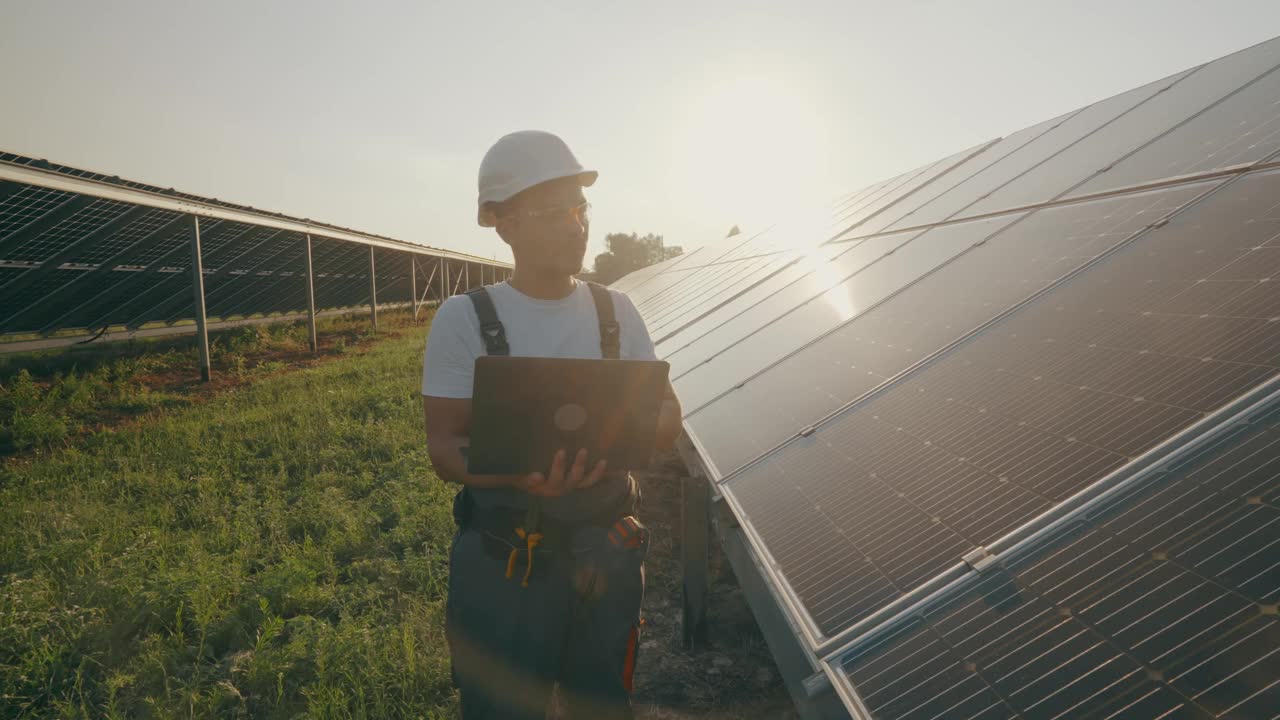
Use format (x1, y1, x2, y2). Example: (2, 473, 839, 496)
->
(620, 35, 1280, 719)
(0, 153, 511, 339)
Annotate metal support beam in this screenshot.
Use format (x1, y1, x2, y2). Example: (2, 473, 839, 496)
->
(368, 246, 378, 330)
(415, 261, 438, 319)
(451, 262, 466, 296)
(304, 233, 318, 352)
(0, 193, 96, 259)
(410, 255, 417, 318)
(190, 216, 211, 382)
(441, 259, 449, 300)
(465, 262, 470, 292)
(682, 470, 711, 650)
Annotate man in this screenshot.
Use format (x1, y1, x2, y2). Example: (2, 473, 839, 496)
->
(421, 130, 683, 720)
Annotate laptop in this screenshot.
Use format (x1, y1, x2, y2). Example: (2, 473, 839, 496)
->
(465, 356, 671, 476)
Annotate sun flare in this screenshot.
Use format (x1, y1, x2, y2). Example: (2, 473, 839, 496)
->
(667, 64, 837, 243)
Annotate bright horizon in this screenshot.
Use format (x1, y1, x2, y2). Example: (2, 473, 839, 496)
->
(3, 1, 1278, 267)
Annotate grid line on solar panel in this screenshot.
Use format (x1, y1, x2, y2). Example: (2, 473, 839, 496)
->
(671, 214, 1024, 412)
(103, 223, 240, 302)
(835, 401, 1280, 720)
(632, 235, 774, 311)
(845, 113, 1083, 241)
(62, 224, 270, 329)
(720, 168, 1280, 640)
(1067, 66, 1280, 200)
(686, 182, 1217, 477)
(873, 68, 1198, 235)
(636, 252, 776, 319)
(0, 185, 76, 242)
(7, 225, 199, 334)
(833, 166, 934, 228)
(956, 37, 1280, 222)
(613, 244, 710, 296)
(74, 209, 182, 266)
(643, 253, 786, 332)
(5, 198, 135, 264)
(649, 254, 802, 342)
(206, 241, 312, 317)
(654, 242, 851, 351)
(830, 141, 997, 240)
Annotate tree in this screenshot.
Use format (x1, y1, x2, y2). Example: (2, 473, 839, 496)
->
(591, 233, 682, 285)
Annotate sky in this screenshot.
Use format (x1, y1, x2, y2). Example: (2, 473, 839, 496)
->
(2, 1, 1279, 266)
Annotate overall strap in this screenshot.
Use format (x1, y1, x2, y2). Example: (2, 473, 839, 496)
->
(465, 287, 509, 356)
(586, 281, 620, 359)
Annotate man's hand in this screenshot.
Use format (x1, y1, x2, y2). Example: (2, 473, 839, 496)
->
(519, 449, 608, 497)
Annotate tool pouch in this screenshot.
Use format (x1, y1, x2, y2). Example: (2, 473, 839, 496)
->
(570, 516, 649, 604)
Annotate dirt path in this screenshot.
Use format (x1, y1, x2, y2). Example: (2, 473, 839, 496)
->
(630, 453, 796, 720)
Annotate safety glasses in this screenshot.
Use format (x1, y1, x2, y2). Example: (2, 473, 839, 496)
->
(502, 201, 591, 226)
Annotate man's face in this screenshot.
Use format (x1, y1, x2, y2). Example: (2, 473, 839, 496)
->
(497, 177, 589, 276)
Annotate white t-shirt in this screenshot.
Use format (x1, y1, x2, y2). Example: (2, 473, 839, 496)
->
(421, 280, 658, 520)
(421, 280, 656, 398)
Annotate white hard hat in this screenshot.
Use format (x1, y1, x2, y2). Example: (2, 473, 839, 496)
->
(477, 130, 597, 227)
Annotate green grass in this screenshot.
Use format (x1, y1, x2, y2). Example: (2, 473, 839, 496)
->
(0, 311, 421, 455)
(0, 315, 461, 718)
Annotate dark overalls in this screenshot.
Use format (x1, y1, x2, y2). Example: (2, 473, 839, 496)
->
(446, 283, 649, 720)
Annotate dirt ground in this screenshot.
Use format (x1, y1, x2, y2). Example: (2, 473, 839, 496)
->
(628, 452, 797, 720)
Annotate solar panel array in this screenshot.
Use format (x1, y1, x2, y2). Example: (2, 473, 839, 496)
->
(623, 36, 1280, 719)
(0, 153, 510, 341)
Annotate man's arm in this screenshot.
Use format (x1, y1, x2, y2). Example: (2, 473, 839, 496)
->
(422, 395, 518, 490)
(423, 395, 607, 495)
(653, 380, 683, 450)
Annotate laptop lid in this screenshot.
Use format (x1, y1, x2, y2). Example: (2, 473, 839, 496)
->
(466, 356, 670, 476)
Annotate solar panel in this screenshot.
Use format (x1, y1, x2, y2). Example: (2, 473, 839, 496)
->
(1067, 64, 1280, 199)
(645, 251, 786, 338)
(654, 242, 851, 351)
(723, 166, 1279, 642)
(847, 113, 1077, 238)
(874, 67, 1198, 233)
(671, 213, 1024, 411)
(830, 141, 998, 239)
(0, 153, 510, 340)
(958, 37, 1280, 219)
(687, 180, 1218, 478)
(834, 397, 1280, 720)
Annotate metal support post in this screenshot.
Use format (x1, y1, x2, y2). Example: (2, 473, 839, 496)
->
(304, 233, 318, 352)
(682, 470, 711, 649)
(368, 246, 378, 330)
(465, 262, 470, 291)
(441, 260, 449, 299)
(410, 255, 418, 318)
(189, 216, 211, 382)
